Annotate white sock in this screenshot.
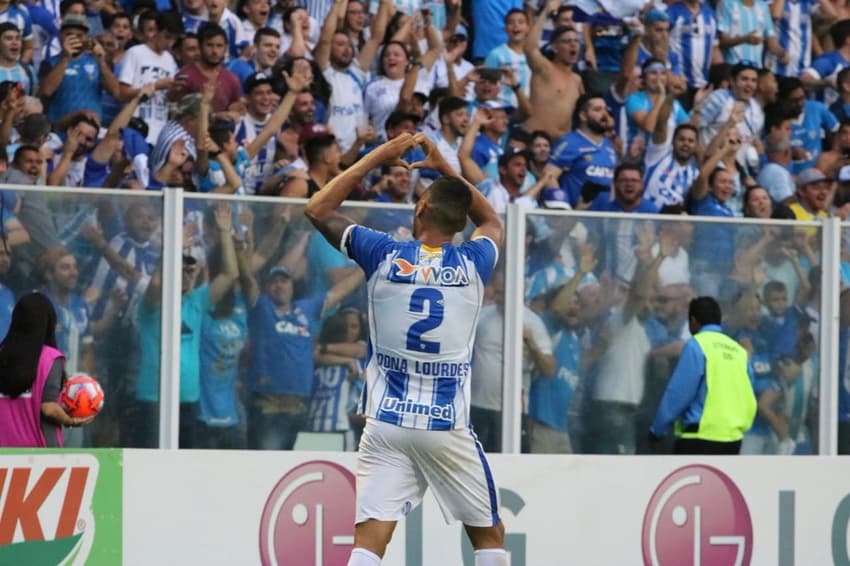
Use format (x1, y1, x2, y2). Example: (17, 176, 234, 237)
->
(347, 547, 382, 566)
(475, 548, 508, 566)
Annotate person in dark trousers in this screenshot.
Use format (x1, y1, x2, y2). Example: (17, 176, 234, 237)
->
(648, 296, 757, 455)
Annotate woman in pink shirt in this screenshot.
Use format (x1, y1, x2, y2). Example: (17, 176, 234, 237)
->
(0, 292, 92, 447)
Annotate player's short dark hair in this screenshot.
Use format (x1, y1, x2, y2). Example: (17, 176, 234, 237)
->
(422, 176, 471, 234)
(198, 22, 227, 44)
(689, 296, 722, 326)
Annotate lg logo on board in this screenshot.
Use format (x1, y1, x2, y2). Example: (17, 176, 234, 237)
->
(259, 461, 356, 566)
(642, 465, 753, 566)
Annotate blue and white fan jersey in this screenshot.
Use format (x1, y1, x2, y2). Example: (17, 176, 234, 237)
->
(341, 224, 498, 431)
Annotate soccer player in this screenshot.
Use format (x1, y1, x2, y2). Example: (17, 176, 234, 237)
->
(305, 132, 507, 566)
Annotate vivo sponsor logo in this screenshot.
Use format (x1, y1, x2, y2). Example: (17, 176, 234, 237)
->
(392, 258, 469, 286)
(380, 397, 454, 421)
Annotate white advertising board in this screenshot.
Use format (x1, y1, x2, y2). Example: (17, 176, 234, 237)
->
(122, 451, 850, 565)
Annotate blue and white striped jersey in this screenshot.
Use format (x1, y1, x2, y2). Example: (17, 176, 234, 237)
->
(668, 1, 718, 88)
(643, 142, 700, 208)
(764, 0, 813, 77)
(717, 0, 774, 64)
(342, 225, 498, 431)
(308, 361, 362, 432)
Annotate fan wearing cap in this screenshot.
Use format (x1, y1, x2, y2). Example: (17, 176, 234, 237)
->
(200, 72, 310, 195)
(233, 71, 287, 194)
(717, 0, 786, 66)
(246, 260, 364, 451)
(39, 13, 121, 124)
(789, 168, 832, 222)
(315, 0, 388, 153)
(523, 0, 583, 138)
(279, 123, 341, 198)
(133, 205, 240, 448)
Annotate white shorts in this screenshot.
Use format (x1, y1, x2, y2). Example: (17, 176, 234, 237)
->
(355, 418, 501, 527)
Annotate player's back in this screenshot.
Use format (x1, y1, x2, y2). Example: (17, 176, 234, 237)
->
(342, 225, 498, 431)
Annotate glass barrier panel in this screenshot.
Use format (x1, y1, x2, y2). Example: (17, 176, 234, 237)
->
(179, 195, 507, 452)
(523, 211, 822, 455)
(7, 188, 163, 448)
(839, 224, 850, 454)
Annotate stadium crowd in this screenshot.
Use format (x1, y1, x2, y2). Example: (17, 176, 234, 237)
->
(0, 0, 844, 454)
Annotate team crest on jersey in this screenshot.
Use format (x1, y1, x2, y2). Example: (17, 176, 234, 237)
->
(390, 257, 469, 286)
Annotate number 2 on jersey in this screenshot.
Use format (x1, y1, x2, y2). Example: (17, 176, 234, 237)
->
(406, 288, 444, 354)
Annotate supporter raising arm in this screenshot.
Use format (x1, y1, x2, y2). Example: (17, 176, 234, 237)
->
(523, 0, 584, 138)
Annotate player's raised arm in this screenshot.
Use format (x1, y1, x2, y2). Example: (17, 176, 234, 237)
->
(410, 133, 504, 247)
(305, 133, 418, 249)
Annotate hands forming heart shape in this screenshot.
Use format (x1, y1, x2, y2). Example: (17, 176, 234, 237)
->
(379, 132, 452, 175)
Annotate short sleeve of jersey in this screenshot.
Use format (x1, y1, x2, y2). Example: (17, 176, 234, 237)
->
(807, 53, 837, 80)
(341, 224, 395, 279)
(461, 237, 499, 285)
(674, 102, 690, 124)
(820, 102, 840, 131)
(549, 134, 579, 171)
(625, 92, 650, 119)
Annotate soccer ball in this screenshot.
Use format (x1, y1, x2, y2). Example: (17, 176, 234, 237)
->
(60, 374, 104, 418)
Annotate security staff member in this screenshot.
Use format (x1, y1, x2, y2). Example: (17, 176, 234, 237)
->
(648, 296, 757, 454)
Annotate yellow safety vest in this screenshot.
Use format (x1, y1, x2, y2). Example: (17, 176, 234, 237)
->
(676, 330, 757, 442)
